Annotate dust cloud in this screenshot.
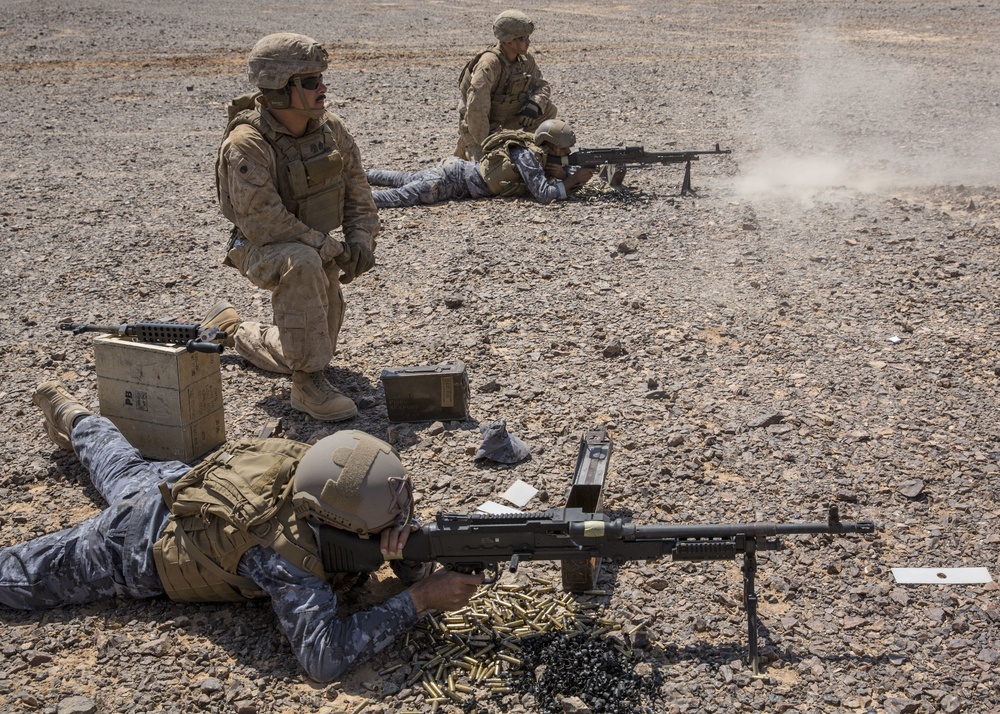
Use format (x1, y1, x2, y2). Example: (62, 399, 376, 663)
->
(733, 29, 1000, 202)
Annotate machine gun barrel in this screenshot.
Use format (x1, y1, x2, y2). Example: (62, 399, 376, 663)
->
(556, 143, 732, 168)
(547, 143, 732, 193)
(59, 321, 226, 354)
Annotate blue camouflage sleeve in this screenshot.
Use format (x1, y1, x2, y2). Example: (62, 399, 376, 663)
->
(510, 145, 568, 205)
(238, 545, 419, 682)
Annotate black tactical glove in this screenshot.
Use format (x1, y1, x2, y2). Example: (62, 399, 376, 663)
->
(518, 99, 541, 119)
(319, 235, 348, 266)
(338, 237, 375, 285)
(333, 241, 353, 272)
(354, 241, 376, 274)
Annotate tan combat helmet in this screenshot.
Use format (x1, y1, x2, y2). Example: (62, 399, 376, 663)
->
(292, 430, 414, 536)
(247, 32, 329, 89)
(493, 10, 534, 42)
(535, 119, 576, 149)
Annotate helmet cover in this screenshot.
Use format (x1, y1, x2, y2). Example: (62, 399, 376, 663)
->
(248, 32, 329, 89)
(292, 430, 413, 535)
(534, 119, 576, 149)
(493, 10, 534, 42)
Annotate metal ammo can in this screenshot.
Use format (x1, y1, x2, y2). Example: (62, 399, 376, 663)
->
(380, 363, 470, 422)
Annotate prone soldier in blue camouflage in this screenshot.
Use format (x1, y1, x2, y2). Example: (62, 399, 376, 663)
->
(367, 120, 594, 208)
(0, 381, 483, 682)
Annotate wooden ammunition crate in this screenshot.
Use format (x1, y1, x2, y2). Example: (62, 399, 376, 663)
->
(94, 335, 226, 462)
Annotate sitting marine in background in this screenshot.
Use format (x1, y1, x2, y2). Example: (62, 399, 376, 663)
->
(367, 119, 593, 208)
(455, 9, 557, 161)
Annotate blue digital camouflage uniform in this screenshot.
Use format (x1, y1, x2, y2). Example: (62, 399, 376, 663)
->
(367, 147, 578, 208)
(507, 145, 574, 204)
(366, 157, 492, 208)
(0, 416, 420, 682)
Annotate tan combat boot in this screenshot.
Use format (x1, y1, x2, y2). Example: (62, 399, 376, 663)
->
(291, 371, 358, 422)
(200, 301, 241, 348)
(32, 381, 95, 451)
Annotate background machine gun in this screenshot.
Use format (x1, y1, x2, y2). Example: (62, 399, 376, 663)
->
(549, 143, 732, 194)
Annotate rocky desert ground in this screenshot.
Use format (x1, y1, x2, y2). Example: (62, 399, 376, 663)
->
(1, 1, 998, 713)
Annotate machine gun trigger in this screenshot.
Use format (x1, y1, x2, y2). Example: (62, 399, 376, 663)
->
(483, 562, 502, 585)
(447, 560, 502, 585)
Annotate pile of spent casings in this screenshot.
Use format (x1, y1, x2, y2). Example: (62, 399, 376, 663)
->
(385, 578, 663, 713)
(566, 178, 650, 206)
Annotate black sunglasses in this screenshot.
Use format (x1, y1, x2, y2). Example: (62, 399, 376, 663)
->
(295, 75, 324, 91)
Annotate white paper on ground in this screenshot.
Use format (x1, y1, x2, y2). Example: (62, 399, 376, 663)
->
(477, 500, 521, 515)
(890, 567, 993, 584)
(502, 479, 538, 508)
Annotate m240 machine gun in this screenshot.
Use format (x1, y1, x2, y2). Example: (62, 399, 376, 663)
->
(318, 423, 874, 675)
(549, 143, 732, 194)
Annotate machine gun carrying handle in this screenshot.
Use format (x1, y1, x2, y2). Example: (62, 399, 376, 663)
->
(186, 327, 227, 354)
(185, 338, 225, 354)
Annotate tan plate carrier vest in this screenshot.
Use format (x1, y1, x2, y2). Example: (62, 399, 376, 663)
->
(478, 129, 547, 197)
(216, 93, 347, 236)
(459, 48, 535, 131)
(153, 438, 346, 603)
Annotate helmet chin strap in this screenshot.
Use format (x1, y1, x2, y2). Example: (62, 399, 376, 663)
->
(287, 78, 327, 120)
(401, 496, 414, 530)
(393, 477, 415, 531)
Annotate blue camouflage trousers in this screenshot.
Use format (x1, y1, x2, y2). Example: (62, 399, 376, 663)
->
(366, 157, 492, 208)
(0, 416, 186, 609)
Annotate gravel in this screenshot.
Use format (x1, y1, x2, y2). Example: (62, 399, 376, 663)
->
(2, 1, 998, 713)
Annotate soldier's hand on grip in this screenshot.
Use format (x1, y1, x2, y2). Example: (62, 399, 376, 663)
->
(407, 568, 484, 615)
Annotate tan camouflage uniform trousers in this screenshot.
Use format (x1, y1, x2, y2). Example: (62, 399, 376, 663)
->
(219, 107, 379, 374)
(456, 46, 557, 162)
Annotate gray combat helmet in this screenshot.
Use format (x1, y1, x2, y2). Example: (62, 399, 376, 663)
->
(493, 10, 534, 42)
(535, 119, 576, 149)
(247, 32, 329, 89)
(292, 430, 413, 536)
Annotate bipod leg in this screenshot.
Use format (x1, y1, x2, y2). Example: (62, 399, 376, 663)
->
(743, 544, 763, 677)
(680, 160, 696, 197)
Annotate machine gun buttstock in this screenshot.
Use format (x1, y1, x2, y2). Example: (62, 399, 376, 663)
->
(186, 339, 225, 354)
